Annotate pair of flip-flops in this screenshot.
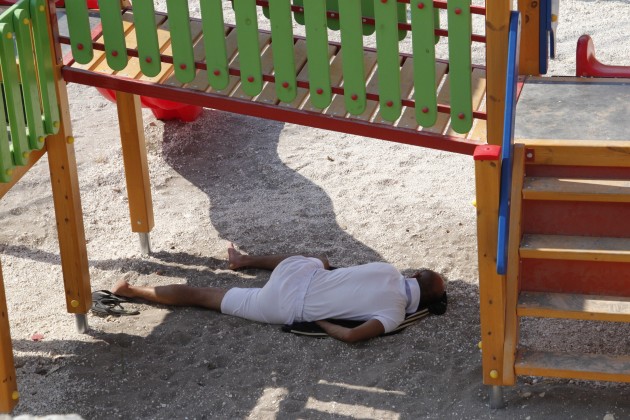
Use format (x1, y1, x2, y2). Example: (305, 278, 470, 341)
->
(91, 290, 139, 316)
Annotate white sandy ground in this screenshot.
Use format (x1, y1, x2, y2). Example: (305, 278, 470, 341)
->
(0, 0, 630, 418)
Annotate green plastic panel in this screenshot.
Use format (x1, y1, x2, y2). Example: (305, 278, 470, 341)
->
(234, 0, 263, 96)
(14, 8, 45, 150)
(269, 0, 297, 103)
(0, 86, 14, 182)
(338, 0, 366, 115)
(65, 0, 93, 64)
(132, 0, 161, 77)
(447, 0, 473, 133)
(30, 0, 59, 134)
(98, 0, 128, 71)
(303, 0, 331, 109)
(374, 0, 401, 122)
(200, 0, 229, 90)
(166, 0, 195, 83)
(293, 0, 305, 25)
(325, 0, 340, 30)
(0, 22, 29, 166)
(410, 0, 437, 127)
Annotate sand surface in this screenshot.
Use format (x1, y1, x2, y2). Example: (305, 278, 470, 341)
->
(1, 1, 630, 418)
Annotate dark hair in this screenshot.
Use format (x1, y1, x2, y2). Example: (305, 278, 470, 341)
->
(413, 270, 448, 315)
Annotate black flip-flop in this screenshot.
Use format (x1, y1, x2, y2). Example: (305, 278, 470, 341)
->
(91, 299, 139, 316)
(91, 290, 129, 303)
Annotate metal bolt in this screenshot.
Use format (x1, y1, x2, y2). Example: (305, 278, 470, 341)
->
(145, 56, 152, 63)
(386, 100, 394, 107)
(38, 136, 45, 143)
(316, 88, 323, 95)
(422, 106, 429, 113)
(282, 82, 289, 88)
(22, 151, 29, 159)
(455, 8, 462, 15)
(351, 94, 358, 101)
(23, 18, 29, 25)
(111, 50, 118, 57)
(526, 152, 533, 159)
(213, 69, 220, 76)
(67, 136, 75, 144)
(70, 299, 79, 308)
(418, 2, 425, 9)
(6, 168, 13, 176)
(458, 113, 465, 120)
(6, 33, 12, 39)
(247, 76, 254, 83)
(180, 63, 187, 70)
(11, 391, 18, 400)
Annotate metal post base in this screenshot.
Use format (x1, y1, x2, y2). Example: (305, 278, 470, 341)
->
(75, 314, 88, 334)
(489, 386, 505, 409)
(139, 232, 151, 256)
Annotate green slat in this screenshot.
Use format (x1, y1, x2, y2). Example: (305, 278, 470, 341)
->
(360, 0, 375, 36)
(166, 0, 195, 84)
(325, 0, 340, 30)
(434, 8, 440, 44)
(234, 0, 263, 96)
(293, 0, 305, 25)
(0, 23, 29, 166)
(132, 0, 161, 77)
(201, 0, 229, 90)
(99, 0, 128, 71)
(374, 0, 401, 122)
(0, 85, 14, 182)
(30, 0, 59, 135)
(65, 0, 93, 64)
(303, 0, 331, 109)
(269, 0, 297, 103)
(396, 2, 407, 41)
(14, 8, 45, 150)
(410, 0, 437, 127)
(338, 0, 366, 115)
(447, 0, 473, 133)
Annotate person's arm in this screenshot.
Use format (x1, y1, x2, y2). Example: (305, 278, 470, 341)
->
(315, 319, 385, 343)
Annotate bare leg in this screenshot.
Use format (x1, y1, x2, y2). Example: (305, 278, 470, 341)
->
(227, 243, 329, 271)
(112, 278, 227, 312)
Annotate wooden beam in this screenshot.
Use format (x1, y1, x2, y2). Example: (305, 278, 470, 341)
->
(518, 291, 630, 322)
(502, 144, 526, 385)
(517, 0, 540, 75)
(0, 260, 18, 413)
(520, 234, 630, 263)
(0, 147, 46, 200)
(485, 0, 511, 146)
(473, 145, 506, 386)
(523, 177, 630, 203)
(115, 92, 154, 233)
(516, 350, 630, 382)
(517, 139, 630, 167)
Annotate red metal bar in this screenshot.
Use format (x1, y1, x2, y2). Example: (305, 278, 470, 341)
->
(62, 67, 482, 155)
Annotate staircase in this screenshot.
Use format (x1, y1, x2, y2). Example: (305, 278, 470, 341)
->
(502, 140, 630, 385)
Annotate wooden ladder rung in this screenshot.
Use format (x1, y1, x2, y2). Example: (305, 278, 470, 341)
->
(520, 234, 630, 262)
(518, 291, 630, 322)
(515, 349, 630, 382)
(523, 177, 630, 202)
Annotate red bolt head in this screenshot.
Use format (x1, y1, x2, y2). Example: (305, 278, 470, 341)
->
(351, 94, 358, 101)
(247, 76, 255, 83)
(282, 82, 289, 88)
(458, 113, 465, 120)
(422, 107, 429, 114)
(180, 63, 187, 70)
(213, 69, 221, 76)
(386, 100, 394, 107)
(111, 50, 118, 57)
(76, 43, 84, 51)
(417, 2, 425, 9)
(455, 8, 462, 15)
(316, 88, 324, 95)
(146, 56, 152, 63)
(381, 0, 387, 3)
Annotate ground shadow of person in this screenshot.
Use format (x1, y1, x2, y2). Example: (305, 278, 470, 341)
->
(160, 108, 384, 266)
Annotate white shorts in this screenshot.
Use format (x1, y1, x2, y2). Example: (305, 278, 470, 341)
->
(220, 256, 324, 324)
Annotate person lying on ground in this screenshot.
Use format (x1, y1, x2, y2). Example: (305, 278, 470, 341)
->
(111, 244, 446, 343)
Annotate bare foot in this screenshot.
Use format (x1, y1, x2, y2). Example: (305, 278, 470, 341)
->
(111, 277, 133, 298)
(227, 243, 247, 270)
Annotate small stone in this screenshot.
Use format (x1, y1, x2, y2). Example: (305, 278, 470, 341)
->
(522, 391, 532, 398)
(603, 414, 615, 420)
(539, 392, 545, 397)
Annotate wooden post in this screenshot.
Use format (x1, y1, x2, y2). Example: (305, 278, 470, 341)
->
(46, 0, 91, 314)
(116, 91, 154, 234)
(0, 260, 18, 412)
(485, 1, 511, 146)
(474, 145, 507, 386)
(517, 0, 541, 75)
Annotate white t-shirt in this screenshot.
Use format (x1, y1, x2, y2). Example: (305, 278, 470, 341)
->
(301, 260, 415, 333)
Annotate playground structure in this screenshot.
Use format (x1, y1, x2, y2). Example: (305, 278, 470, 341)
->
(0, 0, 628, 412)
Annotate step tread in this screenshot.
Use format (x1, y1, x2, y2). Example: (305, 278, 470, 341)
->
(518, 291, 630, 321)
(521, 234, 630, 262)
(523, 177, 630, 202)
(515, 349, 630, 382)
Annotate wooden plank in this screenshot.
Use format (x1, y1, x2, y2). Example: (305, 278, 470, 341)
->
(517, 0, 540, 75)
(485, 0, 511, 146)
(515, 140, 630, 167)
(468, 99, 487, 142)
(515, 350, 630, 383)
(446, 68, 487, 137)
(523, 177, 630, 202)
(0, 148, 46, 200)
(474, 145, 507, 386)
(116, 92, 154, 233)
(521, 234, 630, 263)
(518, 291, 630, 322)
(0, 260, 18, 412)
(502, 144, 526, 385)
(91, 15, 139, 75)
(397, 62, 448, 130)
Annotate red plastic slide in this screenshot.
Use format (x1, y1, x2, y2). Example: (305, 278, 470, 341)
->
(576, 35, 630, 78)
(97, 88, 203, 122)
